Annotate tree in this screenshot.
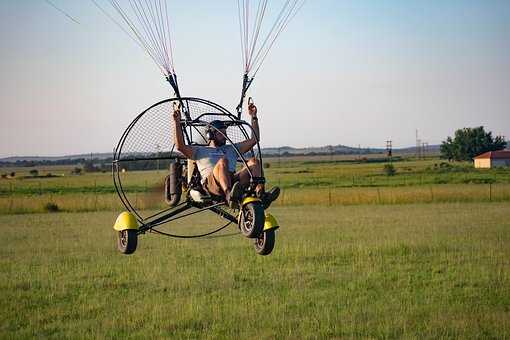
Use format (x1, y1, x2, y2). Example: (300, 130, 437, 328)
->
(71, 167, 82, 175)
(440, 126, 506, 161)
(83, 161, 99, 172)
(383, 163, 396, 176)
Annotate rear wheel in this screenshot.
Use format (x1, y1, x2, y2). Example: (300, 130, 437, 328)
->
(254, 230, 275, 255)
(239, 202, 265, 238)
(117, 230, 137, 254)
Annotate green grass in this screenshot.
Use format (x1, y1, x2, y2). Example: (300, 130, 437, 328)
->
(1, 157, 510, 214)
(265, 158, 510, 189)
(2, 158, 510, 196)
(1, 203, 509, 338)
(1, 183, 510, 214)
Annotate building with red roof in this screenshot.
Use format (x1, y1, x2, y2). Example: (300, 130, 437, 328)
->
(474, 150, 510, 168)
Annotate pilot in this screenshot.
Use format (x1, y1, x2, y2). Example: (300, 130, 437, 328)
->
(172, 102, 279, 208)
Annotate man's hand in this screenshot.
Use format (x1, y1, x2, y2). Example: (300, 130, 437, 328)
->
(236, 97, 260, 154)
(172, 101, 193, 159)
(247, 98, 257, 118)
(172, 102, 181, 121)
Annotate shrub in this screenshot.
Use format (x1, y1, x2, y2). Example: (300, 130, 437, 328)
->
(263, 162, 271, 169)
(71, 167, 82, 175)
(84, 161, 100, 172)
(44, 202, 60, 213)
(29, 169, 39, 176)
(383, 164, 396, 176)
(10, 172, 15, 177)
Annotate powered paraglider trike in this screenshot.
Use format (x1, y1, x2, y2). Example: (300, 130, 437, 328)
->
(112, 97, 279, 255)
(89, 0, 305, 255)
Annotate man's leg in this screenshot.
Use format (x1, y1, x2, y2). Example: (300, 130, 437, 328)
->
(210, 158, 242, 207)
(236, 157, 264, 195)
(210, 158, 231, 196)
(236, 157, 280, 208)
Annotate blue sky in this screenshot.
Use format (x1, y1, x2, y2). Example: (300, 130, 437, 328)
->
(1, 0, 509, 157)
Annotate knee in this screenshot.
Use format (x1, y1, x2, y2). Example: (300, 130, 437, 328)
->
(247, 157, 259, 167)
(217, 157, 229, 168)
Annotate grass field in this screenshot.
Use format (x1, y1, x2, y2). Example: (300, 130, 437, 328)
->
(1, 157, 509, 337)
(1, 157, 510, 214)
(1, 203, 509, 338)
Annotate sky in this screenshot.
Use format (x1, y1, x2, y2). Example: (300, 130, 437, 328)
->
(1, 0, 509, 157)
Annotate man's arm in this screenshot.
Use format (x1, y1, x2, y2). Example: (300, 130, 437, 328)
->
(237, 101, 259, 154)
(173, 106, 193, 159)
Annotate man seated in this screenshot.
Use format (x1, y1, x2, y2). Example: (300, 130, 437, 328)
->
(173, 101, 279, 208)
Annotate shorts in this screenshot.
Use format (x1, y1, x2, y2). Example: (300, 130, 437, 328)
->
(204, 171, 239, 196)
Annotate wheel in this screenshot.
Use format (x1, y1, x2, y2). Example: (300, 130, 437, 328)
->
(239, 202, 265, 238)
(254, 230, 275, 255)
(117, 230, 138, 254)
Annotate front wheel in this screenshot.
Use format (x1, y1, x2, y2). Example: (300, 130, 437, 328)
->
(117, 230, 138, 254)
(239, 202, 265, 238)
(254, 230, 275, 255)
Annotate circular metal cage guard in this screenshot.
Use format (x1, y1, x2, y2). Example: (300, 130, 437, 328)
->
(115, 97, 250, 161)
(112, 97, 258, 237)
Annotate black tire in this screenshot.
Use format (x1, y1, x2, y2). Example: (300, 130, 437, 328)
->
(117, 230, 138, 254)
(254, 230, 275, 255)
(239, 202, 265, 238)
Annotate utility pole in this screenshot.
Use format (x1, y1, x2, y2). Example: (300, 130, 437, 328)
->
(386, 140, 393, 163)
(415, 129, 421, 159)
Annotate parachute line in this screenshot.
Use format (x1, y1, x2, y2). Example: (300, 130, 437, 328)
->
(237, 0, 305, 77)
(91, 0, 176, 77)
(44, 0, 81, 24)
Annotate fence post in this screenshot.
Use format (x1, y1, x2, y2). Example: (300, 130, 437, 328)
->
(94, 180, 98, 211)
(8, 182, 13, 213)
(328, 187, 332, 206)
(489, 183, 492, 202)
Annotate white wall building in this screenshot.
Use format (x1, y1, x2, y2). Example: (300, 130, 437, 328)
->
(474, 150, 510, 168)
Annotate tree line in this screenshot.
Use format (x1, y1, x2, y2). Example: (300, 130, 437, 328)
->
(440, 126, 506, 161)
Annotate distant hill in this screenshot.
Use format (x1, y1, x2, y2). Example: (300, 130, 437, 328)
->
(0, 144, 441, 165)
(0, 153, 112, 163)
(262, 144, 441, 156)
(262, 144, 386, 156)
